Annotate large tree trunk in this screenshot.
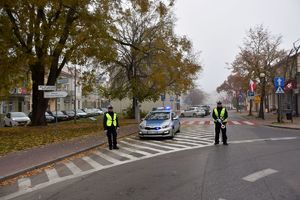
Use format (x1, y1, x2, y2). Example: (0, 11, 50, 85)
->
(258, 79, 265, 119)
(31, 66, 49, 126)
(132, 97, 140, 122)
(248, 99, 253, 116)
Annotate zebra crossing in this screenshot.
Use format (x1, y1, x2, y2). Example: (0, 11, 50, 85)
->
(180, 119, 256, 126)
(0, 127, 215, 200)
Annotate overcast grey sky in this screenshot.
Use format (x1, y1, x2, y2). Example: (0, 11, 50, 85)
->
(174, 0, 300, 95)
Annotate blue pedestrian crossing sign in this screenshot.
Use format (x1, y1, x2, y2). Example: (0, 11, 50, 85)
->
(274, 77, 285, 94)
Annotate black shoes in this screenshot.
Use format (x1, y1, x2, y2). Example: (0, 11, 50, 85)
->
(109, 147, 113, 150)
(113, 146, 119, 150)
(223, 143, 228, 145)
(214, 143, 219, 145)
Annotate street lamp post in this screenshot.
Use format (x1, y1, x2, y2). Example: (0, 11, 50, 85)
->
(259, 72, 266, 119)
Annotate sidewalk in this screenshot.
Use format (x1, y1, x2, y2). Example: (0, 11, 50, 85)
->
(233, 110, 300, 130)
(0, 124, 138, 182)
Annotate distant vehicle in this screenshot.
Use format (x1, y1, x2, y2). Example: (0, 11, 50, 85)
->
(139, 106, 180, 139)
(48, 111, 69, 121)
(180, 107, 205, 117)
(83, 108, 103, 116)
(76, 109, 88, 118)
(62, 110, 79, 120)
(3, 112, 31, 127)
(200, 105, 211, 116)
(101, 108, 108, 113)
(93, 108, 104, 115)
(28, 112, 55, 123)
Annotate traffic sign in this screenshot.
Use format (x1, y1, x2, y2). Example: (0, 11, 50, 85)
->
(274, 77, 285, 89)
(38, 85, 56, 91)
(44, 91, 68, 98)
(57, 78, 68, 84)
(275, 87, 284, 94)
(247, 91, 254, 97)
(161, 94, 166, 101)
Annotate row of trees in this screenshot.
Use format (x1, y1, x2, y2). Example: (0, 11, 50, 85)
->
(217, 25, 286, 118)
(0, 0, 201, 125)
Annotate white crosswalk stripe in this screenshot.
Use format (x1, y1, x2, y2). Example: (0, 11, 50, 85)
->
(93, 150, 122, 163)
(17, 178, 31, 191)
(64, 161, 82, 174)
(45, 168, 60, 181)
(118, 144, 152, 156)
(126, 138, 180, 150)
(231, 121, 241, 125)
(120, 141, 165, 153)
(82, 156, 104, 169)
(150, 140, 189, 149)
(110, 149, 138, 160)
(243, 121, 255, 125)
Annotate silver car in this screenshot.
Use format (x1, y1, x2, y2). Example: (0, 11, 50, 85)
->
(3, 112, 31, 127)
(180, 107, 205, 117)
(139, 108, 180, 139)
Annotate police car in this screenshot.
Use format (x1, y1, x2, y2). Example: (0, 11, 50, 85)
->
(139, 107, 181, 138)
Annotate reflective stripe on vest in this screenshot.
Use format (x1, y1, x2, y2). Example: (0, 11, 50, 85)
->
(213, 108, 227, 122)
(106, 113, 117, 127)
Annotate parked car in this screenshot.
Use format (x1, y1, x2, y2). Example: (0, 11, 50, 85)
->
(93, 108, 104, 115)
(76, 109, 88, 118)
(3, 112, 31, 127)
(101, 108, 108, 113)
(139, 106, 180, 139)
(48, 111, 69, 121)
(62, 110, 79, 120)
(180, 107, 205, 117)
(200, 105, 211, 116)
(28, 112, 55, 123)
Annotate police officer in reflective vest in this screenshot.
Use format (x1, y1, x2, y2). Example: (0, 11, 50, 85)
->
(212, 101, 228, 145)
(103, 105, 119, 150)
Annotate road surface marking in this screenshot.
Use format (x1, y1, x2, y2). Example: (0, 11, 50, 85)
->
(93, 151, 122, 164)
(118, 145, 152, 156)
(230, 137, 299, 144)
(120, 141, 165, 153)
(44, 168, 60, 181)
(109, 149, 138, 160)
(17, 178, 31, 191)
(150, 140, 188, 149)
(64, 161, 82, 174)
(242, 121, 255, 125)
(242, 168, 278, 182)
(231, 121, 241, 125)
(127, 138, 179, 150)
(82, 156, 104, 169)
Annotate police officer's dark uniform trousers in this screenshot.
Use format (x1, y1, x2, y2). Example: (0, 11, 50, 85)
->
(103, 110, 119, 150)
(212, 106, 228, 145)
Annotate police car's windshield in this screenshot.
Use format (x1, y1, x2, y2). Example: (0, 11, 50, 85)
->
(145, 112, 170, 120)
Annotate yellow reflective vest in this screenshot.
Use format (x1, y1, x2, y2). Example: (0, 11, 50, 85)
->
(213, 108, 227, 123)
(106, 113, 117, 127)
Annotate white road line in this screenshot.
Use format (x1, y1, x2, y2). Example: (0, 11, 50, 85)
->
(118, 144, 152, 156)
(45, 168, 60, 181)
(93, 151, 121, 164)
(110, 149, 137, 160)
(17, 178, 31, 191)
(242, 168, 278, 182)
(150, 140, 188, 149)
(126, 138, 179, 150)
(242, 121, 254, 125)
(120, 141, 164, 153)
(176, 135, 213, 143)
(231, 137, 299, 144)
(81, 156, 104, 169)
(64, 161, 82, 174)
(231, 121, 241, 125)
(174, 138, 212, 145)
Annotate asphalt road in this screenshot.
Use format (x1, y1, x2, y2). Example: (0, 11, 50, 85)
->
(3, 112, 300, 200)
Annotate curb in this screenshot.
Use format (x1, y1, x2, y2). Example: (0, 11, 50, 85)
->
(265, 125, 300, 131)
(0, 130, 138, 183)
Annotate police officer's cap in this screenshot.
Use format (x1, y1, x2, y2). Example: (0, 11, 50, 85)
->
(108, 105, 113, 109)
(217, 101, 222, 105)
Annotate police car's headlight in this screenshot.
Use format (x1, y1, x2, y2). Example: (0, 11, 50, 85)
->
(162, 123, 171, 129)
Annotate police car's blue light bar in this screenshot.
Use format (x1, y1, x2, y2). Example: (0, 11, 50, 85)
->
(164, 106, 171, 110)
